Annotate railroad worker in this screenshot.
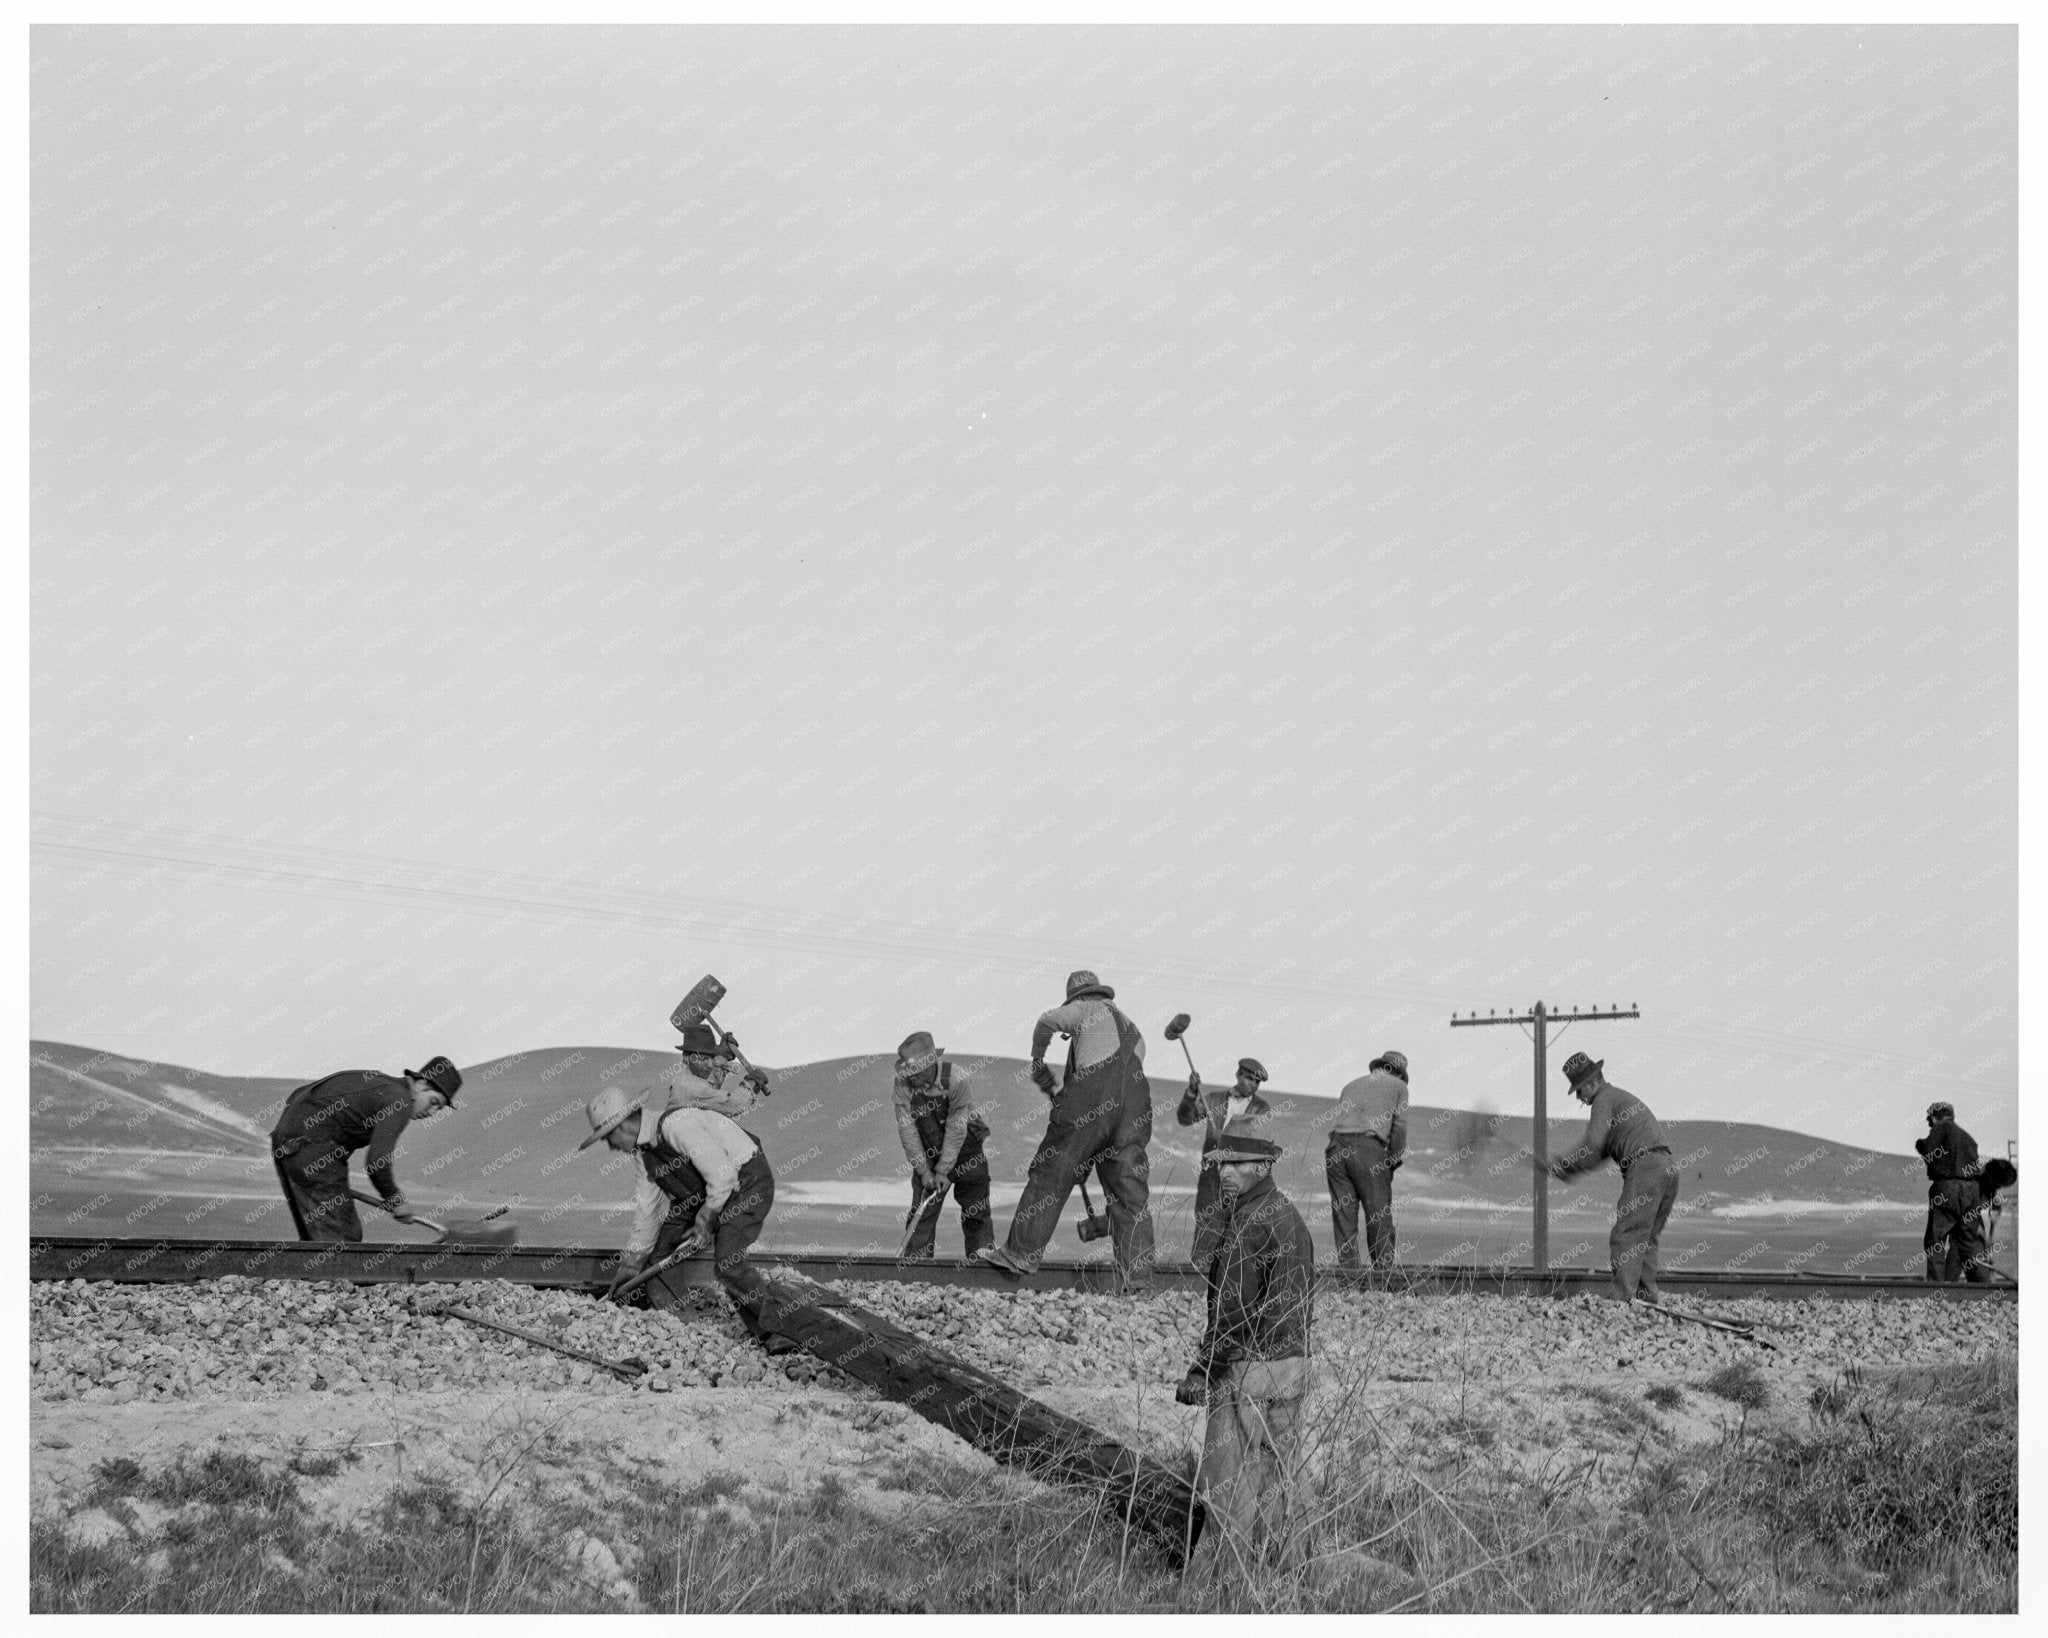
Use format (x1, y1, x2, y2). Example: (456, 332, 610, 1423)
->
(1325, 1049, 1410, 1271)
(979, 969, 1157, 1286)
(1179, 1057, 1275, 1266)
(268, 1055, 462, 1241)
(1174, 1134, 1315, 1569)
(629, 1021, 770, 1126)
(893, 1031, 994, 1261)
(1547, 1052, 1679, 1303)
(580, 1086, 799, 1353)
(1915, 1102, 1991, 1284)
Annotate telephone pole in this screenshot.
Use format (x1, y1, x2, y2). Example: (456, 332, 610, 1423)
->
(1448, 1000, 1639, 1273)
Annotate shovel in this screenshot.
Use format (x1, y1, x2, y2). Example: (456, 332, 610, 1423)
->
(898, 1179, 951, 1260)
(351, 1189, 520, 1247)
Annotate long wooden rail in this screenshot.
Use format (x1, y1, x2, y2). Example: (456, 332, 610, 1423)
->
(28, 1235, 2014, 1301)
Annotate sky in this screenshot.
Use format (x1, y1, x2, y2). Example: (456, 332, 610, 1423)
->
(29, 23, 2017, 1155)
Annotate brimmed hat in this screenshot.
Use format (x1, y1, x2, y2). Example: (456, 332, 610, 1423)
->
(1561, 1052, 1604, 1088)
(1370, 1049, 1409, 1078)
(578, 1085, 641, 1150)
(1236, 1057, 1269, 1084)
(407, 1055, 463, 1103)
(1205, 1135, 1282, 1167)
(895, 1031, 943, 1078)
(675, 1022, 722, 1056)
(1065, 969, 1115, 1003)
(1926, 1101, 1955, 1122)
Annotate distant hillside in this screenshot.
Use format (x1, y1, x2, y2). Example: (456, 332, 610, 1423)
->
(32, 1038, 1928, 1228)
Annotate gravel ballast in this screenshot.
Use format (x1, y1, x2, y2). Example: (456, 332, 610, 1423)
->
(30, 1273, 2013, 1408)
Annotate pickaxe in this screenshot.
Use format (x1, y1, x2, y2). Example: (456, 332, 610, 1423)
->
(352, 1189, 519, 1247)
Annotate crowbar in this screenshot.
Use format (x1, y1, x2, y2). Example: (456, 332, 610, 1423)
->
(428, 1301, 648, 1381)
(898, 1180, 951, 1260)
(606, 1231, 709, 1304)
(1635, 1298, 1777, 1351)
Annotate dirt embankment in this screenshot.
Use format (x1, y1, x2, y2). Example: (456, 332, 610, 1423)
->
(31, 1274, 2015, 1610)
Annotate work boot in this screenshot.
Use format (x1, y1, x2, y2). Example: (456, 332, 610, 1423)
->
(976, 1246, 1035, 1279)
(761, 1334, 803, 1358)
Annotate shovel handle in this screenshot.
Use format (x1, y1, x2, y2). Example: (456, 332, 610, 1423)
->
(608, 1237, 704, 1303)
(350, 1188, 448, 1237)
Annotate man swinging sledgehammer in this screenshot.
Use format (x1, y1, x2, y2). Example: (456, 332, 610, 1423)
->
(979, 970, 1156, 1286)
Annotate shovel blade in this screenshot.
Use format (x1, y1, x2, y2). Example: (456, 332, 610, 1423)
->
(437, 1220, 520, 1247)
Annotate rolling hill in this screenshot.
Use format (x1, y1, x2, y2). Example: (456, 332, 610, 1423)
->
(31, 1038, 1945, 1273)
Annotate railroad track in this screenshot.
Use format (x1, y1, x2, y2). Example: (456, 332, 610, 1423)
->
(29, 1235, 2014, 1302)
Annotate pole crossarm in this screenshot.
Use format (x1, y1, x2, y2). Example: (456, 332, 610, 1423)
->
(1450, 1006, 1640, 1026)
(1446, 999, 1641, 1274)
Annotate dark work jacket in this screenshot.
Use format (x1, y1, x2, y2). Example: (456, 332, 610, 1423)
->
(1916, 1119, 1981, 1182)
(270, 1071, 414, 1201)
(641, 1132, 711, 1207)
(1197, 1174, 1315, 1373)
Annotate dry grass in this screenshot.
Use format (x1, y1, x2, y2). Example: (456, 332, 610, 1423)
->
(33, 1346, 2016, 1613)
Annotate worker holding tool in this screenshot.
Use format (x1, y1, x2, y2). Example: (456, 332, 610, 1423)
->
(626, 1022, 770, 1128)
(980, 970, 1157, 1286)
(268, 1055, 462, 1241)
(579, 1085, 799, 1354)
(892, 1031, 993, 1261)
(1179, 1057, 1275, 1266)
(1175, 1133, 1315, 1571)
(1548, 1052, 1679, 1303)
(1916, 1102, 1993, 1283)
(1326, 1049, 1410, 1271)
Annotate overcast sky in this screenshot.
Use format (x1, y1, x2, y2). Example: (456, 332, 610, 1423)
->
(30, 23, 2016, 1153)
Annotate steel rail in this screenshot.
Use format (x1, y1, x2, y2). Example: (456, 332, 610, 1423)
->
(28, 1235, 2014, 1302)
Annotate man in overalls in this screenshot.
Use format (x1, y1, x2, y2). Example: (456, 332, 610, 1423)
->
(979, 969, 1156, 1286)
(893, 1030, 994, 1260)
(1178, 1057, 1275, 1265)
(580, 1084, 799, 1353)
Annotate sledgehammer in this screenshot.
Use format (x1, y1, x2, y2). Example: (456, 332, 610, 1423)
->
(671, 972, 771, 1094)
(1164, 1013, 1200, 1081)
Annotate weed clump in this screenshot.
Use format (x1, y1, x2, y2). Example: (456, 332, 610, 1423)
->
(1700, 1360, 1770, 1411)
(1645, 1384, 1683, 1412)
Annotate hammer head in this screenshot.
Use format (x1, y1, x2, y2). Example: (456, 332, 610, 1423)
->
(669, 974, 727, 1033)
(1164, 1013, 1191, 1042)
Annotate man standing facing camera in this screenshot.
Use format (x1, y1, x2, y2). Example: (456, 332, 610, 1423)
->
(893, 1030, 994, 1261)
(269, 1055, 463, 1241)
(1176, 1134, 1315, 1568)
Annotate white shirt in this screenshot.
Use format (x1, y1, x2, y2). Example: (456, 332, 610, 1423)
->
(1032, 998, 1148, 1071)
(622, 1106, 759, 1262)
